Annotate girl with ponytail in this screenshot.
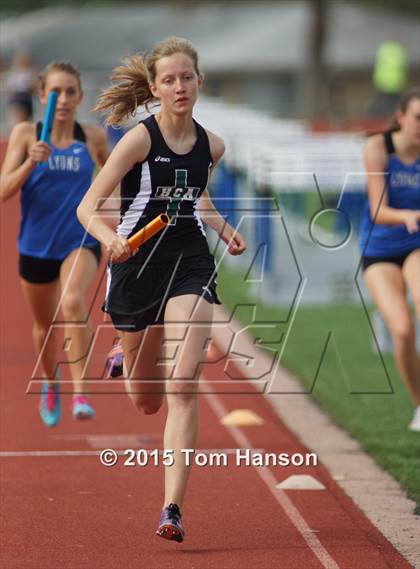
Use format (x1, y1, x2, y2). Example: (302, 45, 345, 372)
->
(359, 87, 420, 431)
(78, 37, 246, 542)
(0, 61, 109, 427)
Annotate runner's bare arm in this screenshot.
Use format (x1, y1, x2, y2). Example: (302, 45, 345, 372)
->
(77, 124, 151, 257)
(84, 123, 119, 224)
(0, 123, 50, 202)
(84, 123, 110, 167)
(199, 130, 247, 255)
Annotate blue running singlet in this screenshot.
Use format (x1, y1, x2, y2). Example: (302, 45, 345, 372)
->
(359, 130, 420, 257)
(19, 121, 99, 260)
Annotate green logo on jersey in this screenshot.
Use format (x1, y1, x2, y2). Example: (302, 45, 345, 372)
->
(166, 170, 186, 221)
(156, 169, 200, 226)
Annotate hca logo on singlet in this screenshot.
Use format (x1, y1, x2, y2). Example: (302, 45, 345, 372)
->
(48, 155, 81, 172)
(156, 169, 200, 225)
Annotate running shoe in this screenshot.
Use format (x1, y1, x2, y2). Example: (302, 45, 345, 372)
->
(106, 342, 124, 378)
(72, 395, 95, 420)
(156, 503, 185, 543)
(39, 381, 61, 427)
(408, 406, 420, 432)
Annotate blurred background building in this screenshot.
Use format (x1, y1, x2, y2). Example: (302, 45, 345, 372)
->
(1, 0, 419, 127)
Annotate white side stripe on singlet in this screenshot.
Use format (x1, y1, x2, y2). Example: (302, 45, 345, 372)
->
(104, 264, 112, 311)
(193, 198, 206, 237)
(193, 160, 212, 237)
(117, 162, 152, 237)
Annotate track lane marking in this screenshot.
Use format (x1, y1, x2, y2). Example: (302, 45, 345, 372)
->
(202, 382, 340, 569)
(0, 448, 261, 458)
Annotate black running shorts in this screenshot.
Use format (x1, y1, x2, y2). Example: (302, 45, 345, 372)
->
(104, 253, 221, 332)
(19, 244, 102, 284)
(361, 248, 418, 271)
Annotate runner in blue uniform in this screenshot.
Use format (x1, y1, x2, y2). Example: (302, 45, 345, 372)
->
(0, 62, 109, 427)
(360, 88, 420, 431)
(78, 37, 246, 542)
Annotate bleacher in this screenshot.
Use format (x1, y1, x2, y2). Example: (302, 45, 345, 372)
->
(194, 98, 368, 306)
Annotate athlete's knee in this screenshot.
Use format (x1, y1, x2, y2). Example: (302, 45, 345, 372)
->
(167, 386, 197, 407)
(130, 394, 163, 415)
(33, 322, 51, 341)
(142, 402, 162, 415)
(60, 293, 85, 319)
(390, 320, 415, 347)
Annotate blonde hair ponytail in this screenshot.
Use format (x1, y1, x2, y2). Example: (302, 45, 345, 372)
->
(94, 54, 154, 126)
(94, 37, 201, 126)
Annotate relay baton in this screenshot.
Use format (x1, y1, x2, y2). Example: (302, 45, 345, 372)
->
(40, 91, 58, 144)
(127, 213, 169, 252)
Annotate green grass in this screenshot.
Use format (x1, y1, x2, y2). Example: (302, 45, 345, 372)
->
(217, 263, 420, 504)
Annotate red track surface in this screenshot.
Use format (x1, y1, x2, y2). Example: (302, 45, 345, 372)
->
(0, 166, 411, 568)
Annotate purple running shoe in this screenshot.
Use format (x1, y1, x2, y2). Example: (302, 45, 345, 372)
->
(156, 503, 185, 543)
(106, 342, 124, 378)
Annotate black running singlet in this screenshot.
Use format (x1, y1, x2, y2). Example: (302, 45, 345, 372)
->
(117, 115, 213, 263)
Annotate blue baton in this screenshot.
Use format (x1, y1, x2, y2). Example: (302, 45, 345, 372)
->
(40, 91, 58, 144)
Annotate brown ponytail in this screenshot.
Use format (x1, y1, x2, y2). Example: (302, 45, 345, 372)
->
(94, 54, 153, 126)
(94, 37, 201, 126)
(389, 86, 420, 131)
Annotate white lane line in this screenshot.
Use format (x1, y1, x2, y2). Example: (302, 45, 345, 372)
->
(0, 448, 261, 458)
(202, 383, 340, 569)
(0, 451, 100, 457)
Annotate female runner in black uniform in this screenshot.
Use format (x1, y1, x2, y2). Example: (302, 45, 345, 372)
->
(78, 37, 246, 542)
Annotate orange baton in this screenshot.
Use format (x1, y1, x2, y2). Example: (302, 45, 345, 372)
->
(127, 213, 169, 252)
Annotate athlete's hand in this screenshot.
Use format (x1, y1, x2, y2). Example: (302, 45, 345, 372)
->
(402, 210, 420, 234)
(107, 235, 134, 263)
(27, 141, 51, 165)
(221, 227, 247, 256)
